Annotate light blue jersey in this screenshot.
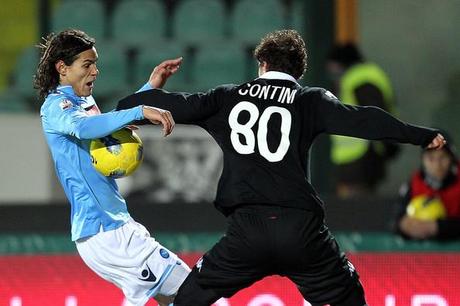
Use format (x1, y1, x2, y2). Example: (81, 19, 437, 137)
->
(40, 85, 148, 241)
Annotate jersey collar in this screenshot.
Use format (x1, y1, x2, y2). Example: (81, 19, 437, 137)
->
(56, 85, 77, 96)
(55, 85, 92, 105)
(257, 71, 299, 85)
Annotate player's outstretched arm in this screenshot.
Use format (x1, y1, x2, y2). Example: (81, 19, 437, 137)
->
(117, 87, 222, 125)
(118, 56, 228, 125)
(49, 99, 174, 139)
(314, 89, 442, 148)
(72, 106, 174, 139)
(47, 100, 145, 140)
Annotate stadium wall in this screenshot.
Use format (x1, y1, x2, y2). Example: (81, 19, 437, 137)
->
(1, 234, 460, 306)
(0, 198, 403, 233)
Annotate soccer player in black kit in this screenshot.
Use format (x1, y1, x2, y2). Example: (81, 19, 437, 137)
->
(117, 30, 446, 306)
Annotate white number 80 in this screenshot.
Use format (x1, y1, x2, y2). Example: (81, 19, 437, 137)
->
(228, 101, 292, 162)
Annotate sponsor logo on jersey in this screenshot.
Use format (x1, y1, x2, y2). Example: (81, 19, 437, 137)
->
(159, 248, 170, 259)
(139, 264, 157, 282)
(59, 99, 73, 110)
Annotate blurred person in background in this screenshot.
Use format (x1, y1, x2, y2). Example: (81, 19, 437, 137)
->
(117, 29, 446, 306)
(34, 29, 188, 306)
(396, 132, 460, 240)
(326, 43, 399, 198)
(432, 71, 460, 147)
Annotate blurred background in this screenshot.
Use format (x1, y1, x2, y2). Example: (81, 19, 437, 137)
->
(1, 0, 460, 305)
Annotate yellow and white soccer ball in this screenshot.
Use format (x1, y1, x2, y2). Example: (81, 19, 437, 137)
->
(90, 128, 144, 178)
(406, 195, 447, 221)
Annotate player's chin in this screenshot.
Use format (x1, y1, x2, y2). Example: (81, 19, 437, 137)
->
(81, 87, 93, 97)
(82, 82, 94, 96)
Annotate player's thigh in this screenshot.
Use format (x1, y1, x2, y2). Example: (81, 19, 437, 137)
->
(175, 216, 268, 303)
(76, 219, 190, 304)
(195, 236, 266, 295)
(297, 278, 366, 306)
(285, 223, 365, 305)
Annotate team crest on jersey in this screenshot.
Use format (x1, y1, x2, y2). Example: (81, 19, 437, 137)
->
(325, 90, 338, 100)
(59, 99, 73, 110)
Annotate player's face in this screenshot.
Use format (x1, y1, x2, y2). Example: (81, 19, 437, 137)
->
(60, 47, 99, 97)
(422, 149, 452, 181)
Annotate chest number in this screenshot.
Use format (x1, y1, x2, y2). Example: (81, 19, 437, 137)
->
(228, 101, 292, 162)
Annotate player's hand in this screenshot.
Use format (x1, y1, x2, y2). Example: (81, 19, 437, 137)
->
(399, 215, 438, 239)
(148, 57, 183, 89)
(426, 133, 447, 150)
(142, 106, 175, 137)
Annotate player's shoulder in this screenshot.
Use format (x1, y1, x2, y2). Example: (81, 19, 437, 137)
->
(298, 86, 339, 102)
(292, 86, 323, 102)
(201, 84, 240, 104)
(211, 83, 239, 94)
(298, 86, 332, 96)
(40, 89, 77, 116)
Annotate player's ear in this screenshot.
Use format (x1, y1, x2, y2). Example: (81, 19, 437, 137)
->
(260, 61, 270, 72)
(258, 61, 269, 76)
(55, 60, 67, 76)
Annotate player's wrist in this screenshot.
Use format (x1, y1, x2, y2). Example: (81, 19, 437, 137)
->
(141, 105, 148, 119)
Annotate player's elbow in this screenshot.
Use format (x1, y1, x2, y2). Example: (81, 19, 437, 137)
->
(72, 127, 88, 140)
(72, 121, 95, 140)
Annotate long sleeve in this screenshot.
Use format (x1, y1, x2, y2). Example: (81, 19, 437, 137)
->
(44, 98, 144, 139)
(116, 87, 223, 125)
(72, 107, 144, 139)
(313, 88, 438, 147)
(355, 83, 401, 159)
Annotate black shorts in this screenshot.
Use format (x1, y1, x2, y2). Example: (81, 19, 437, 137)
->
(174, 205, 366, 306)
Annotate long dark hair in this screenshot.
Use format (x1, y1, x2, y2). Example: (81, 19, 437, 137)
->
(34, 29, 95, 101)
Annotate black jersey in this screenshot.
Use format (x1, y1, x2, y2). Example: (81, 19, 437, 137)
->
(117, 74, 438, 215)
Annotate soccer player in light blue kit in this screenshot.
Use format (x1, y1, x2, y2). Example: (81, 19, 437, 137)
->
(34, 29, 189, 306)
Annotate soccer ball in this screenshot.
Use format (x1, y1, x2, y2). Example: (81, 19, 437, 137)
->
(90, 128, 144, 178)
(406, 195, 447, 221)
